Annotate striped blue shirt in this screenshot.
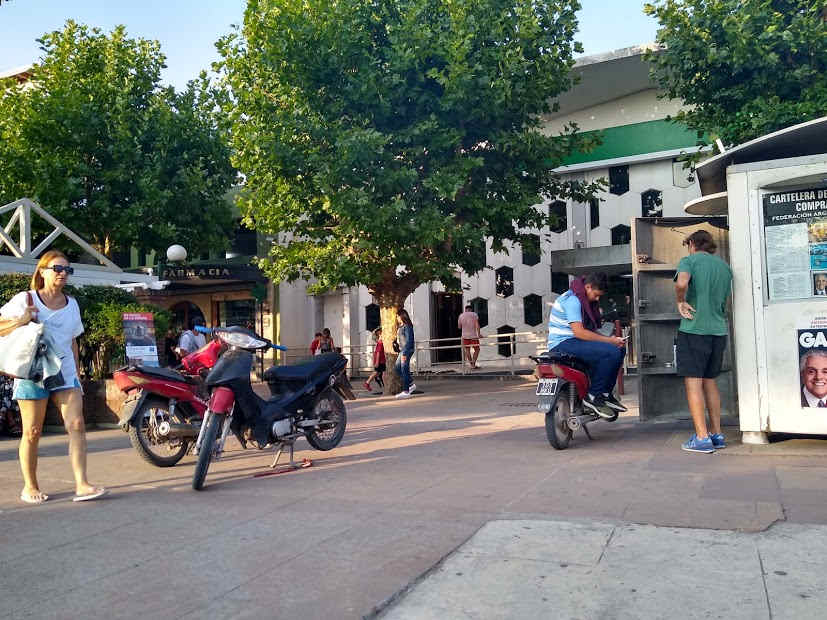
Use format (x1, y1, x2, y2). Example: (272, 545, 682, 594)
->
(547, 290, 582, 350)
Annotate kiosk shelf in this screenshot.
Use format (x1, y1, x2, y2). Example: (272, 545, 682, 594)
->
(636, 263, 677, 272)
(639, 365, 677, 375)
(638, 314, 681, 322)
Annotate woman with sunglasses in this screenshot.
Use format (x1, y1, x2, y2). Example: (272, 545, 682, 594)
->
(0, 250, 106, 504)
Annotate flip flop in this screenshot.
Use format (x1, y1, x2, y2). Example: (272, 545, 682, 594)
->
(20, 490, 49, 505)
(73, 487, 108, 503)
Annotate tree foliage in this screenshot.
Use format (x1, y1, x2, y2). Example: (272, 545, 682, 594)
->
(645, 1, 827, 146)
(0, 20, 236, 258)
(218, 0, 600, 308)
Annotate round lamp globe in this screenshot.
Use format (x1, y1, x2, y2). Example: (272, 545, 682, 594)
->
(167, 245, 187, 262)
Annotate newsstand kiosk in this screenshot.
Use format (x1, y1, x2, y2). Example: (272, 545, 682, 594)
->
(686, 117, 827, 444)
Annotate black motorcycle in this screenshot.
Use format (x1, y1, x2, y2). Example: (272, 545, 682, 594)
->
(191, 325, 355, 490)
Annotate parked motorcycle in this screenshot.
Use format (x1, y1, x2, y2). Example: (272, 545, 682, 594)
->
(531, 351, 618, 450)
(191, 325, 355, 490)
(114, 338, 223, 467)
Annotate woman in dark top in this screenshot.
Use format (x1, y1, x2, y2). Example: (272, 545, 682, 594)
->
(394, 309, 415, 399)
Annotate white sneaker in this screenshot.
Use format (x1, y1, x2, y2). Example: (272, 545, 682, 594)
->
(395, 390, 411, 399)
(408, 383, 417, 392)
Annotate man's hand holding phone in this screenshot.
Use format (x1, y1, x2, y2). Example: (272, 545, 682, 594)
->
(609, 335, 627, 348)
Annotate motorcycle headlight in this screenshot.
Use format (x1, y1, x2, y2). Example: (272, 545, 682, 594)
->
(217, 330, 269, 349)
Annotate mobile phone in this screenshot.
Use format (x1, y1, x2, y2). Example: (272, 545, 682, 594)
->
(619, 335, 630, 341)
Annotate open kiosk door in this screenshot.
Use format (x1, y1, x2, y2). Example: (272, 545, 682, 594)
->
(631, 217, 737, 422)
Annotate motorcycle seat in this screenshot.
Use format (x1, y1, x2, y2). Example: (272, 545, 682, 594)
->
(536, 351, 591, 375)
(132, 364, 197, 384)
(263, 352, 342, 383)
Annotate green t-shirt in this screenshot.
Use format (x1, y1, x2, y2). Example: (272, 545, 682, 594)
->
(674, 252, 733, 335)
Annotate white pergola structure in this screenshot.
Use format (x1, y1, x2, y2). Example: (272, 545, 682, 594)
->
(0, 198, 157, 287)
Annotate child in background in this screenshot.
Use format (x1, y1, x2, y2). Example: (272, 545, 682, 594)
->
(309, 332, 322, 356)
(364, 327, 386, 392)
(319, 328, 335, 353)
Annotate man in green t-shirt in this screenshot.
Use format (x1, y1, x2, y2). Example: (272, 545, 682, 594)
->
(673, 229, 733, 454)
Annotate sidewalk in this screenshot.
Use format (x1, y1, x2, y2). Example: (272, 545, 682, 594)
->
(0, 377, 824, 619)
(380, 519, 826, 620)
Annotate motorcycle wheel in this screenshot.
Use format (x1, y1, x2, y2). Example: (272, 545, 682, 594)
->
(127, 398, 191, 467)
(305, 391, 347, 451)
(545, 393, 572, 450)
(192, 413, 222, 491)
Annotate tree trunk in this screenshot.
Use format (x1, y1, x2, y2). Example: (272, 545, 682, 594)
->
(379, 305, 403, 395)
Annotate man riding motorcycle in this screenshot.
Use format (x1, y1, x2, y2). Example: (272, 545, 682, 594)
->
(546, 272, 627, 419)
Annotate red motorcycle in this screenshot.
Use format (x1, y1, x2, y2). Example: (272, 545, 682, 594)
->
(114, 339, 223, 467)
(531, 351, 617, 450)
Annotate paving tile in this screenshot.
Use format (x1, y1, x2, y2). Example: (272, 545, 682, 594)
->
(701, 471, 781, 503)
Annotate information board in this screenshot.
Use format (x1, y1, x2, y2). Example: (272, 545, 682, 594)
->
(763, 187, 827, 300)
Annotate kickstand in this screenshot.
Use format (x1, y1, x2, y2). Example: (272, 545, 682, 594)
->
(582, 424, 594, 441)
(270, 439, 312, 469)
(257, 440, 311, 478)
(270, 440, 295, 469)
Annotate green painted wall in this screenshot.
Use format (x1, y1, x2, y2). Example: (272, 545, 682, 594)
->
(560, 119, 702, 166)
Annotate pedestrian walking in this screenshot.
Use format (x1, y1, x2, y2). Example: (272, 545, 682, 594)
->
(164, 327, 179, 367)
(394, 309, 416, 399)
(364, 327, 386, 392)
(309, 332, 322, 356)
(674, 230, 733, 453)
(0, 250, 107, 504)
(176, 316, 206, 358)
(457, 304, 481, 368)
(319, 328, 335, 354)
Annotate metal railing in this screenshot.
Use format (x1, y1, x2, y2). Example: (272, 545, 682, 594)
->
(271, 324, 634, 385)
(282, 330, 551, 377)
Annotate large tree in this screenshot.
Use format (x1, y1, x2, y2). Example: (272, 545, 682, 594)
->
(219, 0, 600, 355)
(644, 0, 827, 146)
(0, 20, 235, 258)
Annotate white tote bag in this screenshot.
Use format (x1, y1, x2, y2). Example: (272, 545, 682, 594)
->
(0, 321, 44, 379)
(0, 291, 45, 380)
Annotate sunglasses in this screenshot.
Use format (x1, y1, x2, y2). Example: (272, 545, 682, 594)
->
(44, 265, 74, 275)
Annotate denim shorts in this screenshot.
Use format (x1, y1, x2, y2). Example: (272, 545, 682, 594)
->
(13, 377, 81, 400)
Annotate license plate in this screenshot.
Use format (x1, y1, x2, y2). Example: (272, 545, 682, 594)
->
(536, 378, 558, 396)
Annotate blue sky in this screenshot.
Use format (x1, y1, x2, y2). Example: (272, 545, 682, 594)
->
(1, 0, 659, 90)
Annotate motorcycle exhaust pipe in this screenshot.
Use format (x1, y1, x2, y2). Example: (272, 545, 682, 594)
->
(156, 421, 200, 440)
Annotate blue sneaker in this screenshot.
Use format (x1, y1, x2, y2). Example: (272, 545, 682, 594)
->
(682, 434, 715, 453)
(709, 433, 726, 449)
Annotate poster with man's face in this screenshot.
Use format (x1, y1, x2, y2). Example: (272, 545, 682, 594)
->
(798, 328, 827, 408)
(814, 272, 827, 296)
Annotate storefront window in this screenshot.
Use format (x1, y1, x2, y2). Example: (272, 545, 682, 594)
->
(218, 299, 256, 328)
(763, 187, 827, 301)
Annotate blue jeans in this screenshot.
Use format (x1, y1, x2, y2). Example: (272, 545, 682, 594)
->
(551, 338, 625, 396)
(395, 354, 412, 392)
